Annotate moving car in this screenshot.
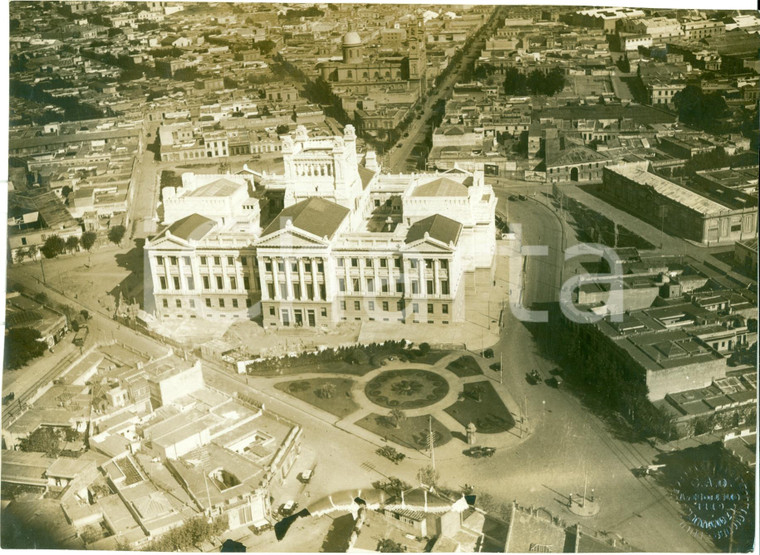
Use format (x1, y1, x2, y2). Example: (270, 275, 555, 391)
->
(463, 446, 495, 458)
(299, 469, 313, 483)
(279, 500, 297, 516)
(527, 369, 542, 384)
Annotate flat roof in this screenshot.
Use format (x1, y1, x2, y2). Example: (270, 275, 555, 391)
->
(607, 164, 730, 216)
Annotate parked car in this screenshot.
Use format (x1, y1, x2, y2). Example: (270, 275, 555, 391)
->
(299, 469, 314, 483)
(518, 194, 527, 201)
(377, 446, 405, 464)
(2, 392, 15, 405)
(279, 500, 297, 516)
(548, 377, 562, 388)
(527, 369, 542, 384)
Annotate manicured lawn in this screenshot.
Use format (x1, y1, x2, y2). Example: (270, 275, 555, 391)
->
(275, 378, 360, 418)
(445, 355, 483, 378)
(356, 413, 452, 450)
(444, 381, 514, 433)
(365, 369, 449, 409)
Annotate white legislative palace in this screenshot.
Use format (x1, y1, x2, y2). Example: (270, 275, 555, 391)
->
(146, 125, 496, 328)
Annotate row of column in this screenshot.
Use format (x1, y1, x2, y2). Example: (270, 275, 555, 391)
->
(154, 255, 256, 294)
(294, 162, 333, 177)
(259, 256, 325, 302)
(335, 256, 450, 298)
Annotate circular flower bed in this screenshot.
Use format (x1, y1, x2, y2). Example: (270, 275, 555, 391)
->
(365, 370, 449, 409)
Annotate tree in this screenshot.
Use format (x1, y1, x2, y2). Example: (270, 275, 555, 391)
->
(418, 342, 431, 355)
(26, 244, 38, 261)
(527, 69, 545, 95)
(377, 538, 405, 553)
(315, 383, 336, 399)
(503, 67, 527, 96)
(65, 236, 79, 253)
(18, 427, 61, 457)
(673, 85, 728, 130)
(61, 185, 72, 199)
(41, 235, 65, 258)
(389, 408, 406, 429)
(81, 231, 97, 251)
(346, 348, 369, 365)
(275, 124, 290, 135)
(617, 54, 630, 73)
(108, 225, 126, 246)
(417, 465, 439, 487)
(80, 309, 90, 321)
(4, 328, 47, 369)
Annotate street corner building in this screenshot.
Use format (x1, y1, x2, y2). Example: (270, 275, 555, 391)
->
(145, 125, 497, 328)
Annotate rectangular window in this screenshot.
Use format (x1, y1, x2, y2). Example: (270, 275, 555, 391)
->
(351, 258, 358, 267)
(278, 261, 285, 272)
(160, 276, 167, 289)
(173, 276, 180, 289)
(241, 256, 247, 265)
(269, 306, 275, 316)
(243, 276, 250, 289)
(339, 278, 346, 292)
(321, 308, 327, 317)
(440, 259, 448, 270)
(337, 258, 344, 267)
(203, 276, 210, 289)
(206, 298, 212, 307)
(413, 303, 419, 313)
(441, 280, 449, 295)
(267, 283, 275, 298)
(176, 299, 182, 308)
(170, 256, 177, 266)
(428, 303, 434, 314)
(230, 277, 237, 290)
(442, 304, 449, 314)
(352, 278, 360, 292)
(410, 259, 418, 269)
(425, 259, 433, 269)
(162, 299, 168, 308)
(216, 276, 223, 289)
(156, 256, 164, 265)
(293, 283, 301, 299)
(291, 261, 298, 272)
(189, 299, 195, 308)
(383, 301, 389, 311)
(183, 256, 191, 266)
(214, 256, 221, 265)
(306, 283, 314, 299)
(396, 280, 404, 293)
(187, 277, 195, 290)
(219, 299, 225, 308)
(365, 258, 373, 267)
(227, 256, 234, 266)
(367, 278, 374, 292)
(354, 301, 361, 311)
(381, 278, 389, 293)
(427, 280, 434, 294)
(394, 258, 402, 268)
(340, 300, 347, 310)
(411, 280, 419, 295)
(318, 261, 324, 272)
(265, 260, 272, 272)
(305, 261, 312, 272)
(368, 301, 375, 311)
(232, 299, 239, 308)
(246, 298, 252, 308)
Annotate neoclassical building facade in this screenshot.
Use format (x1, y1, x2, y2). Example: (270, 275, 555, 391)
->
(145, 125, 496, 328)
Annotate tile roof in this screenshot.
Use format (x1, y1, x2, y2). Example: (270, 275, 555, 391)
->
(413, 177, 469, 197)
(262, 197, 349, 239)
(166, 213, 217, 241)
(186, 178, 244, 198)
(406, 214, 462, 245)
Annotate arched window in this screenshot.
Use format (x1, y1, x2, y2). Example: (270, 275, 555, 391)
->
(347, 70, 353, 79)
(374, 72, 380, 79)
(385, 71, 391, 78)
(363, 72, 368, 79)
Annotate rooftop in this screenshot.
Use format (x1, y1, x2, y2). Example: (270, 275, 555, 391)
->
(261, 197, 350, 239)
(405, 214, 463, 245)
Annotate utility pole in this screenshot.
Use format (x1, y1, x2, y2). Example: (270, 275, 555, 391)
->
(728, 505, 736, 553)
(429, 415, 436, 470)
(39, 256, 47, 284)
(499, 352, 503, 384)
(582, 469, 588, 508)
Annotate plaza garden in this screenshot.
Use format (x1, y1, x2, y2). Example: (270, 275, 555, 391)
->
(254, 344, 516, 452)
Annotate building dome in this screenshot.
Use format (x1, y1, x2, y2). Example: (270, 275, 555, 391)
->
(343, 31, 362, 46)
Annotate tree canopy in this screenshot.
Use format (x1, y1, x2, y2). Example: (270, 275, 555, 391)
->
(41, 235, 66, 259)
(5, 328, 47, 370)
(673, 85, 728, 131)
(108, 225, 126, 246)
(81, 231, 97, 251)
(504, 67, 565, 96)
